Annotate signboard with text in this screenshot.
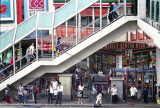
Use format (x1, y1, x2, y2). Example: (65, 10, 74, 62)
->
(27, 0, 46, 17)
(0, 0, 14, 21)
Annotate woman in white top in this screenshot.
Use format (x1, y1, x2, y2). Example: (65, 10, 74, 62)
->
(111, 85, 118, 104)
(78, 82, 84, 104)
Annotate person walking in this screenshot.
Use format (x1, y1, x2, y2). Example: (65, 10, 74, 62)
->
(30, 43, 35, 60)
(33, 83, 38, 104)
(113, 2, 118, 20)
(47, 83, 54, 104)
(78, 82, 84, 104)
(23, 88, 27, 104)
(144, 85, 149, 104)
(5, 84, 11, 104)
(56, 37, 61, 55)
(129, 85, 137, 106)
(111, 85, 118, 104)
(108, 2, 113, 22)
(55, 82, 63, 105)
(18, 83, 24, 104)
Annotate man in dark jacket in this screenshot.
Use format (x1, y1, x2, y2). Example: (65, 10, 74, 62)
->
(144, 85, 149, 104)
(108, 2, 113, 22)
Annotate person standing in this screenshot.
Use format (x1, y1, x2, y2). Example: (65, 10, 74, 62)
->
(144, 85, 149, 104)
(56, 82, 63, 105)
(113, 2, 118, 20)
(75, 66, 82, 81)
(33, 83, 37, 104)
(47, 83, 54, 104)
(98, 69, 103, 76)
(108, 2, 113, 22)
(18, 83, 24, 104)
(52, 78, 58, 92)
(78, 82, 84, 104)
(129, 85, 137, 105)
(111, 85, 118, 104)
(5, 84, 11, 104)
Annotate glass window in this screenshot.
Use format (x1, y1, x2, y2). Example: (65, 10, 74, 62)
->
(81, 16, 88, 26)
(95, 16, 100, 27)
(68, 17, 75, 26)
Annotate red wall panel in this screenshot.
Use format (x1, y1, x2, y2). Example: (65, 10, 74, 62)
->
(17, 0, 23, 24)
(130, 30, 137, 41)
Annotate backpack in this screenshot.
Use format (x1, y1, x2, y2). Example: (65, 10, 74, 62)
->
(36, 87, 39, 93)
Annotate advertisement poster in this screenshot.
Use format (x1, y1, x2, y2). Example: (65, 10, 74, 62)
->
(0, 0, 14, 21)
(27, 0, 46, 17)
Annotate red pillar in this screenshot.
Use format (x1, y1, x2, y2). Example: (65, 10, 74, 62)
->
(17, 0, 23, 24)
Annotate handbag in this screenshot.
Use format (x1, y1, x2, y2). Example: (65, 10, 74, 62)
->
(77, 93, 82, 97)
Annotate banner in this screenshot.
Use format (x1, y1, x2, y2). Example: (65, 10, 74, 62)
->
(27, 0, 46, 17)
(0, 0, 14, 21)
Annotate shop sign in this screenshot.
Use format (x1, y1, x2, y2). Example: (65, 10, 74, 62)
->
(0, 0, 14, 21)
(27, 0, 46, 17)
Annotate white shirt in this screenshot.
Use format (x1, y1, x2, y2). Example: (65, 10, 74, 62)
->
(98, 71, 103, 76)
(130, 87, 137, 96)
(30, 45, 35, 55)
(111, 88, 117, 95)
(52, 81, 58, 90)
(50, 86, 54, 93)
(57, 85, 63, 92)
(76, 68, 81, 73)
(78, 85, 84, 91)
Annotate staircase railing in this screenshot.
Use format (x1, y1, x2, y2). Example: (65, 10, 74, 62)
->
(55, 4, 124, 57)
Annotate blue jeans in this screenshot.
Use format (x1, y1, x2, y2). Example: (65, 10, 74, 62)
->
(56, 92, 62, 104)
(23, 94, 26, 103)
(113, 11, 118, 20)
(19, 95, 23, 104)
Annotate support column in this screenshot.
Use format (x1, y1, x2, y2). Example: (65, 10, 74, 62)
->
(19, 41, 21, 68)
(36, 30, 38, 61)
(156, 47, 160, 99)
(138, 0, 146, 19)
(41, 31, 43, 57)
(78, 13, 81, 41)
(75, 0, 78, 45)
(92, 7, 95, 32)
(100, 0, 102, 30)
(123, 0, 126, 16)
(65, 21, 68, 37)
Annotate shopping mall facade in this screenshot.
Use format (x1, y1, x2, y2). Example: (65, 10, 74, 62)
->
(0, 0, 160, 103)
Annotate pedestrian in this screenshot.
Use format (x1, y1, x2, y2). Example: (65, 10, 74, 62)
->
(96, 85, 102, 105)
(30, 43, 35, 60)
(26, 47, 30, 63)
(56, 37, 61, 55)
(108, 2, 113, 22)
(144, 85, 149, 104)
(78, 82, 84, 104)
(75, 66, 81, 74)
(23, 88, 27, 104)
(18, 83, 24, 104)
(111, 85, 118, 104)
(113, 2, 118, 20)
(5, 84, 11, 104)
(56, 82, 63, 105)
(98, 69, 103, 76)
(51, 78, 58, 92)
(47, 83, 54, 104)
(33, 83, 38, 104)
(129, 85, 137, 105)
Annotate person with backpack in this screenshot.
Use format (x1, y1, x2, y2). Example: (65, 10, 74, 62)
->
(18, 83, 24, 104)
(33, 83, 38, 104)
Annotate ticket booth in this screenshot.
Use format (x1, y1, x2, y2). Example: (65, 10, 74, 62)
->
(142, 70, 155, 101)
